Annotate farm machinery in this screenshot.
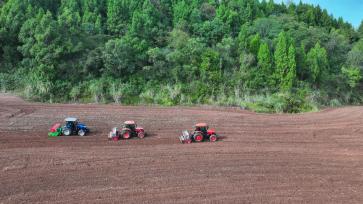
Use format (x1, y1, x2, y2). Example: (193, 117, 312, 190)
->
(48, 117, 90, 137)
(179, 123, 218, 144)
(108, 121, 145, 141)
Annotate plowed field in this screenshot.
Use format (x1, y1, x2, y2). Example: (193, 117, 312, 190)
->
(1, 94, 363, 203)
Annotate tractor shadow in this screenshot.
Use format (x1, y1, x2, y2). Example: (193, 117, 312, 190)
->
(118, 132, 158, 140)
(217, 135, 227, 141)
(144, 132, 157, 139)
(88, 129, 104, 136)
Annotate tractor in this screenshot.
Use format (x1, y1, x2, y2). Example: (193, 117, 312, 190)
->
(179, 123, 218, 144)
(48, 117, 89, 137)
(108, 121, 145, 141)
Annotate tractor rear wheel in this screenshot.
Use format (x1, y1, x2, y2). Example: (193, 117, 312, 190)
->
(209, 134, 217, 142)
(137, 132, 145, 139)
(122, 131, 131, 139)
(193, 133, 203, 142)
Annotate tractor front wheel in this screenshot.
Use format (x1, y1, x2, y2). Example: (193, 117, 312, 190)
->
(209, 134, 217, 142)
(122, 131, 131, 139)
(193, 133, 203, 142)
(137, 132, 145, 139)
(78, 129, 86, 137)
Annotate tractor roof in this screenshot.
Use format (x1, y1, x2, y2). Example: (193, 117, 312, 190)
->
(195, 123, 208, 127)
(65, 117, 78, 122)
(124, 120, 135, 125)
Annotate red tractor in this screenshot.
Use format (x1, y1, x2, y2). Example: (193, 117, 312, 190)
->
(179, 123, 218, 144)
(108, 121, 145, 141)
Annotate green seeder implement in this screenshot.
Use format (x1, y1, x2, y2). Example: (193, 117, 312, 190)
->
(48, 123, 62, 137)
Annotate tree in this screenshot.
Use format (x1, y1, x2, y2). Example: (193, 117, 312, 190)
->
(237, 23, 250, 52)
(215, 3, 239, 36)
(102, 35, 147, 78)
(129, 0, 168, 45)
(306, 42, 329, 86)
(82, 10, 102, 34)
(195, 17, 228, 46)
(18, 10, 59, 100)
(57, 7, 81, 40)
(347, 39, 363, 70)
(248, 34, 261, 55)
(274, 31, 289, 87)
(266, 0, 275, 16)
(258, 43, 271, 71)
(359, 20, 363, 38)
(282, 44, 296, 91)
(257, 42, 271, 87)
(216, 37, 237, 75)
(60, 0, 80, 13)
(273, 31, 296, 91)
(106, 0, 135, 35)
(172, 0, 191, 27)
(200, 49, 220, 82)
(0, 0, 34, 70)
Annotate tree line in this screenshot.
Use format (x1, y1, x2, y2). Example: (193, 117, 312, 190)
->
(0, 0, 363, 112)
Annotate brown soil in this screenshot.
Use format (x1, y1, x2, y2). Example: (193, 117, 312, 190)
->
(1, 93, 363, 203)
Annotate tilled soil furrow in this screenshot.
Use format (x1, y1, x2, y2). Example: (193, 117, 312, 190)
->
(1, 94, 363, 203)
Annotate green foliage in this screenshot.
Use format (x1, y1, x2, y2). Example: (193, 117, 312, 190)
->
(106, 0, 133, 35)
(256, 42, 271, 87)
(248, 34, 261, 55)
(273, 31, 297, 91)
(274, 31, 289, 85)
(172, 0, 191, 28)
(88, 79, 107, 103)
(306, 42, 329, 86)
(0, 0, 362, 112)
(359, 21, 363, 38)
(109, 81, 132, 103)
(70, 84, 82, 102)
(129, 0, 168, 45)
(200, 48, 220, 84)
(341, 66, 362, 88)
(347, 39, 363, 69)
(283, 44, 297, 91)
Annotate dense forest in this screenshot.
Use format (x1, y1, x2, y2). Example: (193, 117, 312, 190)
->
(0, 0, 363, 112)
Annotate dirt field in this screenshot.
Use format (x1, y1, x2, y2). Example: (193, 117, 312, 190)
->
(1, 94, 363, 203)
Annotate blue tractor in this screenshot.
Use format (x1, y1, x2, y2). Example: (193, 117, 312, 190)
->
(62, 117, 89, 136)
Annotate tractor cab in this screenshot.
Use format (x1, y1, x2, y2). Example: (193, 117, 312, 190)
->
(65, 117, 78, 131)
(195, 123, 209, 133)
(123, 120, 136, 131)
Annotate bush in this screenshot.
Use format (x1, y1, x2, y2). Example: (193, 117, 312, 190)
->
(109, 82, 133, 104)
(70, 85, 82, 102)
(87, 79, 108, 103)
(139, 83, 182, 106)
(239, 90, 318, 113)
(0, 73, 22, 93)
